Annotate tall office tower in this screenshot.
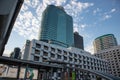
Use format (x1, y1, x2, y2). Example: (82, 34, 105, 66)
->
(0, 0, 24, 56)
(94, 46, 120, 78)
(74, 32, 84, 50)
(39, 5, 74, 47)
(93, 34, 118, 53)
(10, 47, 21, 59)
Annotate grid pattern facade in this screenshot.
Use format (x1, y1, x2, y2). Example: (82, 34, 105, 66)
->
(23, 39, 109, 80)
(93, 34, 117, 53)
(94, 46, 120, 78)
(39, 5, 74, 47)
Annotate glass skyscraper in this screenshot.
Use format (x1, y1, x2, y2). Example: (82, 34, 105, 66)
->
(39, 5, 74, 47)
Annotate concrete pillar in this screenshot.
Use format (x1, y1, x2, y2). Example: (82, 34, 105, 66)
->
(24, 64, 28, 80)
(17, 65, 21, 79)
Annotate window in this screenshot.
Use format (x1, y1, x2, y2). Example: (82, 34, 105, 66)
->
(64, 56, 67, 60)
(69, 52, 72, 56)
(87, 57, 89, 60)
(57, 55, 61, 59)
(35, 49, 40, 54)
(74, 54, 77, 57)
(84, 65, 86, 68)
(83, 56, 85, 59)
(34, 56, 39, 61)
(79, 60, 81, 63)
(91, 62, 93, 65)
(69, 57, 72, 61)
(44, 45, 49, 50)
(79, 55, 81, 58)
(87, 61, 89, 64)
(75, 59, 77, 62)
(83, 61, 86, 64)
(43, 58, 47, 62)
(51, 53, 55, 58)
(51, 47, 55, 52)
(36, 43, 41, 48)
(63, 51, 67, 55)
(95, 67, 96, 70)
(57, 49, 62, 54)
(43, 51, 48, 56)
(88, 66, 90, 69)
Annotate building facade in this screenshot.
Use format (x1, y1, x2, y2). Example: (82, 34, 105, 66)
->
(93, 34, 118, 53)
(94, 46, 120, 78)
(23, 39, 109, 80)
(74, 32, 84, 50)
(39, 5, 74, 48)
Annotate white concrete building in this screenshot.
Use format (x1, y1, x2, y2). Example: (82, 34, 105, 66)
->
(94, 46, 120, 78)
(22, 39, 109, 80)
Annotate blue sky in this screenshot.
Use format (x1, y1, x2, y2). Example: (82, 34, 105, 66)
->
(3, 0, 120, 56)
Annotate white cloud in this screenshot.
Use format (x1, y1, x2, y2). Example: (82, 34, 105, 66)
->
(110, 8, 116, 13)
(74, 27, 79, 32)
(64, 1, 94, 16)
(103, 15, 112, 20)
(100, 8, 116, 21)
(81, 24, 87, 28)
(93, 8, 100, 14)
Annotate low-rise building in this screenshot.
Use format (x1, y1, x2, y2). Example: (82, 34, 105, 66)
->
(22, 39, 109, 80)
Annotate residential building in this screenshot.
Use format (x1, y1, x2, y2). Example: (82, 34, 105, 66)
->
(0, 0, 24, 56)
(74, 32, 84, 50)
(23, 39, 109, 80)
(94, 46, 120, 78)
(38, 5, 74, 48)
(93, 34, 118, 53)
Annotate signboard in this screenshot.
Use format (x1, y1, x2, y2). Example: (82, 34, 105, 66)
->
(72, 71, 75, 80)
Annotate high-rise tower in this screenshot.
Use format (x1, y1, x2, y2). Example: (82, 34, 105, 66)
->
(39, 5, 74, 47)
(93, 34, 118, 53)
(74, 32, 84, 50)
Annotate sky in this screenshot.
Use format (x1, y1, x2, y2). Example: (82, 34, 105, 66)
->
(3, 0, 120, 56)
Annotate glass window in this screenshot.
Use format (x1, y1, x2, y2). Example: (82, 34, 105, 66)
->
(35, 49, 40, 55)
(63, 51, 67, 55)
(79, 55, 81, 58)
(34, 56, 39, 61)
(44, 45, 49, 50)
(69, 57, 72, 61)
(75, 59, 77, 62)
(51, 53, 55, 58)
(69, 52, 72, 56)
(74, 54, 77, 57)
(51, 47, 55, 52)
(64, 56, 67, 60)
(36, 43, 41, 48)
(57, 55, 61, 59)
(57, 49, 62, 54)
(43, 51, 48, 56)
(43, 58, 47, 62)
